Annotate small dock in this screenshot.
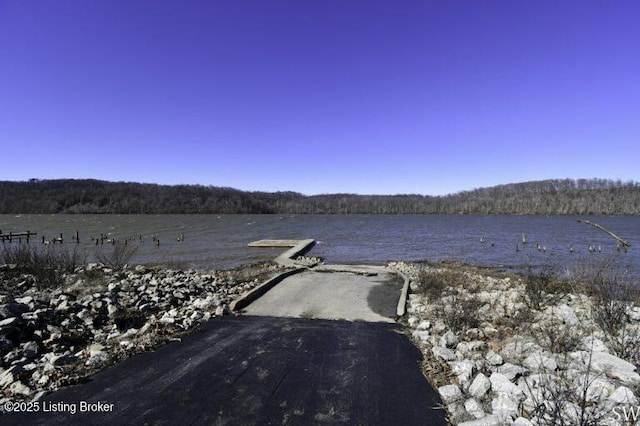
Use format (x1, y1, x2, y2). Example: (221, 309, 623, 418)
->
(248, 239, 316, 266)
(0, 231, 37, 243)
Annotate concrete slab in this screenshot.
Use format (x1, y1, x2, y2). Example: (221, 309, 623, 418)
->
(248, 239, 308, 247)
(241, 269, 403, 323)
(313, 264, 386, 275)
(248, 239, 316, 267)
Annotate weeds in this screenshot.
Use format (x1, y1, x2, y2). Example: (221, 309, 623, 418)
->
(589, 267, 639, 368)
(521, 322, 609, 426)
(416, 267, 466, 299)
(442, 292, 482, 332)
(0, 243, 86, 288)
(524, 266, 569, 310)
(521, 363, 607, 425)
(95, 242, 139, 269)
(224, 261, 279, 284)
(535, 319, 583, 354)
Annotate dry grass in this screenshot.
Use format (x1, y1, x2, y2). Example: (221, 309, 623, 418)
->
(0, 243, 86, 289)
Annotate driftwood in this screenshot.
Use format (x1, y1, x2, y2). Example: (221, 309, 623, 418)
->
(577, 220, 631, 248)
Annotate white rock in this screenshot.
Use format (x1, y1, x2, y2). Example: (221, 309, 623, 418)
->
(477, 291, 492, 303)
(457, 414, 501, 426)
(0, 317, 18, 326)
(497, 363, 527, 380)
(50, 353, 77, 366)
(0, 367, 16, 387)
(107, 304, 118, 317)
(448, 401, 468, 422)
(22, 363, 37, 371)
(457, 341, 485, 355)
(468, 373, 491, 399)
(464, 398, 485, 419)
(556, 303, 579, 326)
(609, 386, 638, 404)
(86, 350, 109, 366)
(159, 316, 175, 324)
(572, 351, 640, 385)
(581, 335, 609, 353)
(56, 300, 69, 311)
(103, 327, 121, 339)
(450, 360, 475, 386)
(440, 330, 458, 348)
(491, 394, 519, 421)
(583, 377, 615, 402)
(465, 328, 483, 340)
(412, 330, 430, 342)
(518, 373, 557, 403)
(14, 296, 33, 305)
(490, 372, 524, 399)
(21, 341, 39, 357)
(485, 350, 503, 366)
(193, 297, 213, 310)
(483, 326, 498, 338)
(438, 384, 463, 404)
(432, 346, 456, 361)
(21, 312, 38, 321)
(9, 381, 32, 396)
(137, 322, 152, 335)
(87, 343, 105, 357)
(502, 340, 541, 360)
(416, 320, 430, 330)
(560, 401, 581, 425)
(513, 417, 533, 426)
(523, 352, 557, 372)
(407, 316, 419, 327)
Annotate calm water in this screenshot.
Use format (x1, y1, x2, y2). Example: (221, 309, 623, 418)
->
(0, 215, 638, 277)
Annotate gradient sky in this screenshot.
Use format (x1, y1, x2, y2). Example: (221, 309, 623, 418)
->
(1, 1, 638, 195)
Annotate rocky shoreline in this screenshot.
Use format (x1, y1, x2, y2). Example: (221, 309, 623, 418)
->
(389, 261, 640, 425)
(2, 255, 639, 425)
(0, 261, 291, 406)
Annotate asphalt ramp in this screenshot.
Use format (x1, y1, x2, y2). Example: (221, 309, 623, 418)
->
(3, 316, 447, 425)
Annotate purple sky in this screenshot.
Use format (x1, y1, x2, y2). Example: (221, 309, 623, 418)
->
(1, 1, 639, 195)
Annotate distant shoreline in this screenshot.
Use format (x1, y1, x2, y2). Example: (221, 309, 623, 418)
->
(1, 178, 639, 215)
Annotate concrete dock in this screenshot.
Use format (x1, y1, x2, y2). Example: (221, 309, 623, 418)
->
(248, 239, 316, 266)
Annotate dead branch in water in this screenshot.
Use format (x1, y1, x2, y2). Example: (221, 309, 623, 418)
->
(577, 219, 631, 248)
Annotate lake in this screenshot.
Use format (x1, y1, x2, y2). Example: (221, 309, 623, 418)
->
(0, 214, 638, 278)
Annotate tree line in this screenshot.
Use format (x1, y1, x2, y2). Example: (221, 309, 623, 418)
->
(0, 178, 638, 215)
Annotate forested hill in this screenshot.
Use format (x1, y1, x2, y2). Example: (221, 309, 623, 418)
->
(0, 178, 639, 215)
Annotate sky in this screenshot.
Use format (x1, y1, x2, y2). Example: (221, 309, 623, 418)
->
(1, 1, 639, 196)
